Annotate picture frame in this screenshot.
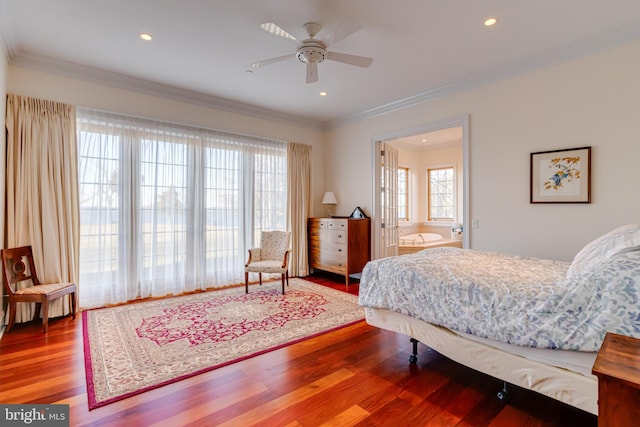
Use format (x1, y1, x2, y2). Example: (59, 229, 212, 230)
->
(530, 146, 591, 203)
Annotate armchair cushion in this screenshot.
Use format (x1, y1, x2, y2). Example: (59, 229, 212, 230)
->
(15, 282, 75, 295)
(245, 260, 287, 274)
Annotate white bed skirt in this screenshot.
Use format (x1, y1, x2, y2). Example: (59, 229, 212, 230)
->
(365, 307, 598, 415)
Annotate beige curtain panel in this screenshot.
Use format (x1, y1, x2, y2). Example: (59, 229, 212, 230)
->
(287, 142, 312, 277)
(5, 94, 80, 323)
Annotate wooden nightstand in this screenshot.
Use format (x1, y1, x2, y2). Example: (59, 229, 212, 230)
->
(592, 332, 640, 426)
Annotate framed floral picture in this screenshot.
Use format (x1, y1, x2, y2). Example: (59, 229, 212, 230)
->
(530, 146, 591, 203)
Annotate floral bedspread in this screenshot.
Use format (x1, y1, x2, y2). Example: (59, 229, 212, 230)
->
(358, 247, 640, 351)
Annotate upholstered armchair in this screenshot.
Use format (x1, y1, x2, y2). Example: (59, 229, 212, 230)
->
(244, 231, 291, 294)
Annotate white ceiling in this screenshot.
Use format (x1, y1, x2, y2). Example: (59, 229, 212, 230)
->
(2, 1, 640, 127)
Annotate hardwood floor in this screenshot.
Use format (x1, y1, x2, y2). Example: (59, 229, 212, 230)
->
(0, 272, 597, 426)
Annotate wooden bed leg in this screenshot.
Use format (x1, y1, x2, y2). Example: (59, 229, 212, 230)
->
(409, 338, 419, 364)
(497, 381, 511, 403)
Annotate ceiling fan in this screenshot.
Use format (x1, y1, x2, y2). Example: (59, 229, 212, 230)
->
(251, 18, 373, 84)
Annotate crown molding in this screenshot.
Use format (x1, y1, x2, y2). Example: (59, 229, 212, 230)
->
(8, 52, 326, 131)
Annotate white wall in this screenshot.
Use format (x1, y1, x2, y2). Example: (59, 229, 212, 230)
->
(326, 39, 640, 261)
(7, 66, 327, 217)
(6, 39, 640, 262)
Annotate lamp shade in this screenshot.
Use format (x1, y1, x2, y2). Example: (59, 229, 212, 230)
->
(321, 191, 337, 204)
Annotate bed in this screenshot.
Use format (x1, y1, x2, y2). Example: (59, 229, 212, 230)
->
(358, 224, 640, 415)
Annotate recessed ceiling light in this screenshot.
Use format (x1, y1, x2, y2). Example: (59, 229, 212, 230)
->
(484, 17, 498, 27)
(421, 139, 428, 143)
(139, 33, 153, 41)
(319, 92, 327, 96)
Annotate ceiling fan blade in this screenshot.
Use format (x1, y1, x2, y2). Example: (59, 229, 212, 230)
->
(251, 54, 295, 69)
(321, 18, 362, 47)
(327, 51, 373, 68)
(306, 62, 318, 84)
(260, 22, 298, 43)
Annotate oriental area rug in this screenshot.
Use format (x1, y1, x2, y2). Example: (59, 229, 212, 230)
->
(83, 278, 364, 409)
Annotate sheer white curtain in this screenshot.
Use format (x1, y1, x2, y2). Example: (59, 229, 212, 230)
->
(4, 94, 79, 322)
(76, 109, 287, 308)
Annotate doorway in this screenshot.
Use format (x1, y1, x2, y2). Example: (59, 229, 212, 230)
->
(371, 115, 469, 259)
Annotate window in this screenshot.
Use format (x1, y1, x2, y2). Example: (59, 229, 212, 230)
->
(428, 166, 455, 221)
(77, 109, 287, 308)
(398, 167, 409, 221)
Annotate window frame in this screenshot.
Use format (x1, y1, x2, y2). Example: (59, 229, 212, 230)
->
(427, 164, 456, 222)
(397, 166, 409, 221)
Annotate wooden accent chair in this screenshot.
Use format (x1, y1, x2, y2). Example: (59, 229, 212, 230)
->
(244, 231, 291, 294)
(1, 245, 77, 333)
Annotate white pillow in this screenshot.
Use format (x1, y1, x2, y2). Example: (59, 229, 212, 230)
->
(567, 224, 640, 278)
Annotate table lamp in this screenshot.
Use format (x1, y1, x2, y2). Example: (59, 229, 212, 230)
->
(321, 191, 337, 217)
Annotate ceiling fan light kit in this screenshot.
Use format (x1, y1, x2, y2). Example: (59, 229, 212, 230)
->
(296, 39, 327, 65)
(252, 19, 373, 84)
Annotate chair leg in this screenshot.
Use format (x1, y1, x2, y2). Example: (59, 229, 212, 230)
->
(281, 273, 285, 294)
(42, 298, 49, 334)
(245, 272, 249, 293)
(33, 302, 42, 324)
(71, 292, 77, 320)
(259, 273, 262, 286)
(6, 302, 16, 333)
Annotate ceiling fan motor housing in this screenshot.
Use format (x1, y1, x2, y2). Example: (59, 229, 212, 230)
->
(296, 39, 327, 64)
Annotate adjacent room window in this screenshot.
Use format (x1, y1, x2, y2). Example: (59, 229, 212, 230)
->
(77, 109, 287, 308)
(398, 167, 409, 221)
(427, 165, 455, 221)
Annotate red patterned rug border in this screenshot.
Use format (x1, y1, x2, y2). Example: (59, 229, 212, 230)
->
(82, 282, 363, 410)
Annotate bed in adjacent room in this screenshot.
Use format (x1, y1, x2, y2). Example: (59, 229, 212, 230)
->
(358, 224, 640, 415)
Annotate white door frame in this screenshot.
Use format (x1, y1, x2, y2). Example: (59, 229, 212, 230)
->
(371, 114, 470, 260)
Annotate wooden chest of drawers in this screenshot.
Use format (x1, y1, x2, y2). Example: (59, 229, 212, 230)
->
(308, 217, 371, 285)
